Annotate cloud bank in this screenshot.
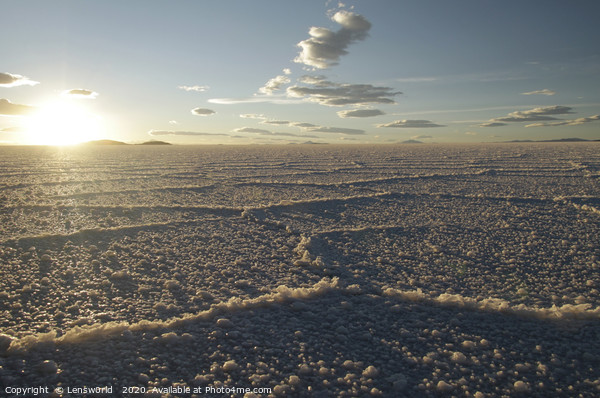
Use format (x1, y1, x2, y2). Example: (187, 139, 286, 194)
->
(493, 105, 573, 122)
(526, 115, 600, 127)
(288, 77, 400, 106)
(294, 10, 371, 69)
(479, 106, 575, 126)
(0, 99, 36, 116)
(0, 72, 39, 87)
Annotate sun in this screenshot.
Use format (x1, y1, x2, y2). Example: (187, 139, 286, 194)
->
(25, 100, 104, 145)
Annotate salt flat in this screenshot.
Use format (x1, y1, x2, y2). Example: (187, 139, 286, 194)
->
(0, 143, 599, 397)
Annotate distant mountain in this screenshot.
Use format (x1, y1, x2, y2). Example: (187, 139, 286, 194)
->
(138, 140, 171, 145)
(82, 139, 127, 145)
(400, 139, 423, 144)
(540, 138, 591, 142)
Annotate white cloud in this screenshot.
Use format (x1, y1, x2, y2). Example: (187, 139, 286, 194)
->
(525, 115, 600, 127)
(148, 130, 227, 136)
(377, 120, 445, 128)
(259, 74, 291, 95)
(63, 89, 98, 99)
(169, 120, 178, 125)
(492, 105, 573, 122)
(479, 122, 507, 127)
(0, 98, 36, 116)
(240, 114, 266, 119)
(291, 122, 319, 128)
(0, 72, 39, 87)
(191, 108, 216, 116)
(178, 85, 209, 92)
(521, 89, 556, 96)
(412, 135, 433, 139)
(287, 79, 400, 107)
(294, 10, 371, 69)
(337, 108, 384, 118)
(283, 68, 292, 75)
(307, 126, 365, 135)
(261, 119, 291, 125)
(233, 127, 272, 134)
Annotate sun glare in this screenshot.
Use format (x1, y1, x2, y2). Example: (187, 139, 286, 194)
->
(25, 100, 104, 145)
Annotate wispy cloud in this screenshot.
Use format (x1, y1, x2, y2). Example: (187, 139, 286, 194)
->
(261, 119, 291, 125)
(191, 108, 216, 116)
(291, 122, 319, 128)
(0, 99, 36, 116)
(63, 89, 98, 99)
(307, 126, 365, 135)
(294, 10, 371, 69)
(240, 114, 265, 119)
(412, 134, 433, 139)
(232, 126, 317, 138)
(0, 126, 25, 133)
(178, 85, 209, 92)
(396, 77, 438, 83)
(337, 108, 384, 118)
(377, 119, 445, 128)
(0, 72, 39, 87)
(148, 130, 227, 136)
(208, 95, 301, 105)
(521, 89, 556, 96)
(233, 127, 272, 134)
(287, 77, 400, 106)
(526, 115, 600, 127)
(479, 122, 507, 127)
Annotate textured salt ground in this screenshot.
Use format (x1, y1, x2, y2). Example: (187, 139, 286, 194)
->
(2, 290, 599, 397)
(0, 143, 599, 397)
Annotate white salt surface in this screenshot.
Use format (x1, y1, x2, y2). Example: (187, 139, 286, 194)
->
(0, 143, 599, 397)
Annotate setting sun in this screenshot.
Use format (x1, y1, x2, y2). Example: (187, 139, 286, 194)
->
(24, 100, 104, 145)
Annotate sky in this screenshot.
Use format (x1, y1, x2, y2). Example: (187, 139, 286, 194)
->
(1, 0, 599, 145)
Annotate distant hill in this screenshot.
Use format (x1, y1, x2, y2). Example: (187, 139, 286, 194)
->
(400, 139, 423, 144)
(80, 139, 172, 146)
(506, 138, 596, 143)
(138, 140, 171, 145)
(82, 139, 127, 145)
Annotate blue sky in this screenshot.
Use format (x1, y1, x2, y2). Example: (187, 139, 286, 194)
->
(1, 0, 599, 144)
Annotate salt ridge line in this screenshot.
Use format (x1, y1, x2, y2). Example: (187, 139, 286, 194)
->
(47, 184, 221, 199)
(382, 287, 600, 321)
(5, 217, 232, 246)
(3, 277, 341, 355)
(34, 170, 512, 200)
(10, 191, 598, 212)
(4, 277, 600, 356)
(3, 193, 395, 243)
